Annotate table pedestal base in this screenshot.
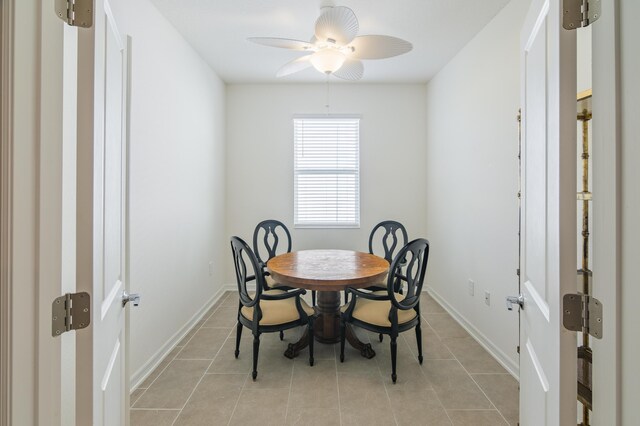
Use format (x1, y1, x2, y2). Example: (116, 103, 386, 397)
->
(284, 290, 375, 359)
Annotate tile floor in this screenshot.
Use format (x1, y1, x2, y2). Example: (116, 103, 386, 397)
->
(130, 291, 519, 426)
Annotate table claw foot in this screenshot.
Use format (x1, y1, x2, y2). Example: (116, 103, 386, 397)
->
(345, 324, 377, 359)
(360, 343, 375, 359)
(284, 343, 298, 359)
(283, 328, 309, 359)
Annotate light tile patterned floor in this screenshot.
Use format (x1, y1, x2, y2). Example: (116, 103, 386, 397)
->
(131, 291, 519, 426)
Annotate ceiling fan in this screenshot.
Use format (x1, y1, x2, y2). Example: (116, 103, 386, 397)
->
(248, 5, 413, 80)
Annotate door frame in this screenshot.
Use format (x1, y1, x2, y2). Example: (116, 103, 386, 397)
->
(591, 0, 621, 424)
(0, 0, 624, 425)
(0, 0, 13, 424)
(1, 0, 68, 424)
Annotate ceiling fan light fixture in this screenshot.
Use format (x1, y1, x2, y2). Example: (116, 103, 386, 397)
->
(249, 4, 412, 80)
(310, 49, 346, 74)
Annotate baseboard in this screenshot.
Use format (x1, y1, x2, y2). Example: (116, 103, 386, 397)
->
(130, 285, 230, 391)
(221, 283, 238, 292)
(426, 286, 520, 380)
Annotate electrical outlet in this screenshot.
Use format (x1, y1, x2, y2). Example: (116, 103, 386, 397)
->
(209, 261, 214, 276)
(468, 279, 475, 296)
(484, 291, 491, 306)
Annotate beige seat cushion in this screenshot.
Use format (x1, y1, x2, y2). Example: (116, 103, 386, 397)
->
(367, 272, 388, 289)
(341, 291, 417, 327)
(241, 290, 314, 326)
(265, 274, 285, 289)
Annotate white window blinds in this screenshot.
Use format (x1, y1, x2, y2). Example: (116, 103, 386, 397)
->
(293, 117, 360, 228)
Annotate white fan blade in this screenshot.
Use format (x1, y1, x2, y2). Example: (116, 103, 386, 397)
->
(333, 58, 363, 81)
(315, 6, 359, 45)
(276, 55, 313, 77)
(248, 37, 314, 51)
(349, 35, 413, 59)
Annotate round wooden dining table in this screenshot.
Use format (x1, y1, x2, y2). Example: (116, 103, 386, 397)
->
(267, 249, 389, 359)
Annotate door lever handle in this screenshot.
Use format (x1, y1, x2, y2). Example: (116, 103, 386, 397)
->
(506, 294, 524, 311)
(122, 291, 141, 307)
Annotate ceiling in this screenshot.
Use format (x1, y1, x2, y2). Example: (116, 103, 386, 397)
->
(149, 0, 512, 84)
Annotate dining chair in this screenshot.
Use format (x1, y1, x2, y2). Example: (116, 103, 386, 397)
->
(252, 219, 292, 291)
(353, 220, 408, 343)
(253, 219, 320, 308)
(339, 238, 429, 384)
(253, 219, 296, 340)
(364, 220, 409, 293)
(231, 236, 315, 380)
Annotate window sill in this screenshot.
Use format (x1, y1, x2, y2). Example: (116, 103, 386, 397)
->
(294, 223, 361, 229)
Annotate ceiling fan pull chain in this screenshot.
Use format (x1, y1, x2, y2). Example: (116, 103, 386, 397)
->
(325, 75, 331, 116)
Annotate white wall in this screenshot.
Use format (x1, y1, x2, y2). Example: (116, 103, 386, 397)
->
(225, 84, 427, 281)
(423, 0, 530, 376)
(108, 0, 227, 387)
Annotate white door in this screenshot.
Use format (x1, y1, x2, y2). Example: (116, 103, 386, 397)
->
(76, 0, 130, 424)
(519, 0, 577, 424)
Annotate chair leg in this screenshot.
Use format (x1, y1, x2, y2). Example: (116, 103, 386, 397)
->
(339, 318, 346, 363)
(344, 291, 349, 304)
(312, 290, 316, 306)
(390, 335, 398, 383)
(252, 333, 260, 380)
(279, 330, 284, 341)
(234, 322, 243, 358)
(308, 318, 315, 366)
(415, 323, 424, 364)
(379, 333, 383, 342)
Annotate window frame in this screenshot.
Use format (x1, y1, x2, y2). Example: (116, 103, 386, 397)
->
(293, 115, 361, 229)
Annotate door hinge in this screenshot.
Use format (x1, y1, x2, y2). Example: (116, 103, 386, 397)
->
(562, 293, 603, 339)
(516, 345, 520, 354)
(563, 0, 601, 30)
(52, 292, 91, 337)
(54, 0, 93, 28)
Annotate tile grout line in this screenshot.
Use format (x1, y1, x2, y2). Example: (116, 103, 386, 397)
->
(177, 294, 226, 347)
(398, 329, 455, 426)
(422, 306, 495, 424)
(130, 294, 224, 400)
(130, 408, 181, 411)
(227, 373, 250, 426)
(142, 291, 513, 425)
(470, 372, 512, 375)
(332, 342, 344, 426)
(418, 304, 466, 425)
(149, 290, 231, 386)
(130, 347, 180, 408)
(172, 291, 232, 358)
(446, 408, 502, 411)
(283, 354, 296, 423)
(366, 332, 399, 426)
(358, 330, 433, 423)
(453, 355, 511, 425)
(169, 294, 236, 426)
(228, 325, 299, 424)
(129, 389, 145, 407)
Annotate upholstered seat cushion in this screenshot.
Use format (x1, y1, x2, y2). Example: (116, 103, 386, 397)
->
(367, 273, 388, 289)
(241, 290, 314, 326)
(341, 291, 417, 327)
(265, 274, 285, 288)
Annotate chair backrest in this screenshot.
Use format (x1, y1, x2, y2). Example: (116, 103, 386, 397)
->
(252, 219, 292, 266)
(368, 220, 409, 263)
(387, 238, 430, 310)
(230, 236, 264, 307)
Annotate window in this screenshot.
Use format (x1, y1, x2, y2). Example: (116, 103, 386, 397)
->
(293, 116, 360, 228)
